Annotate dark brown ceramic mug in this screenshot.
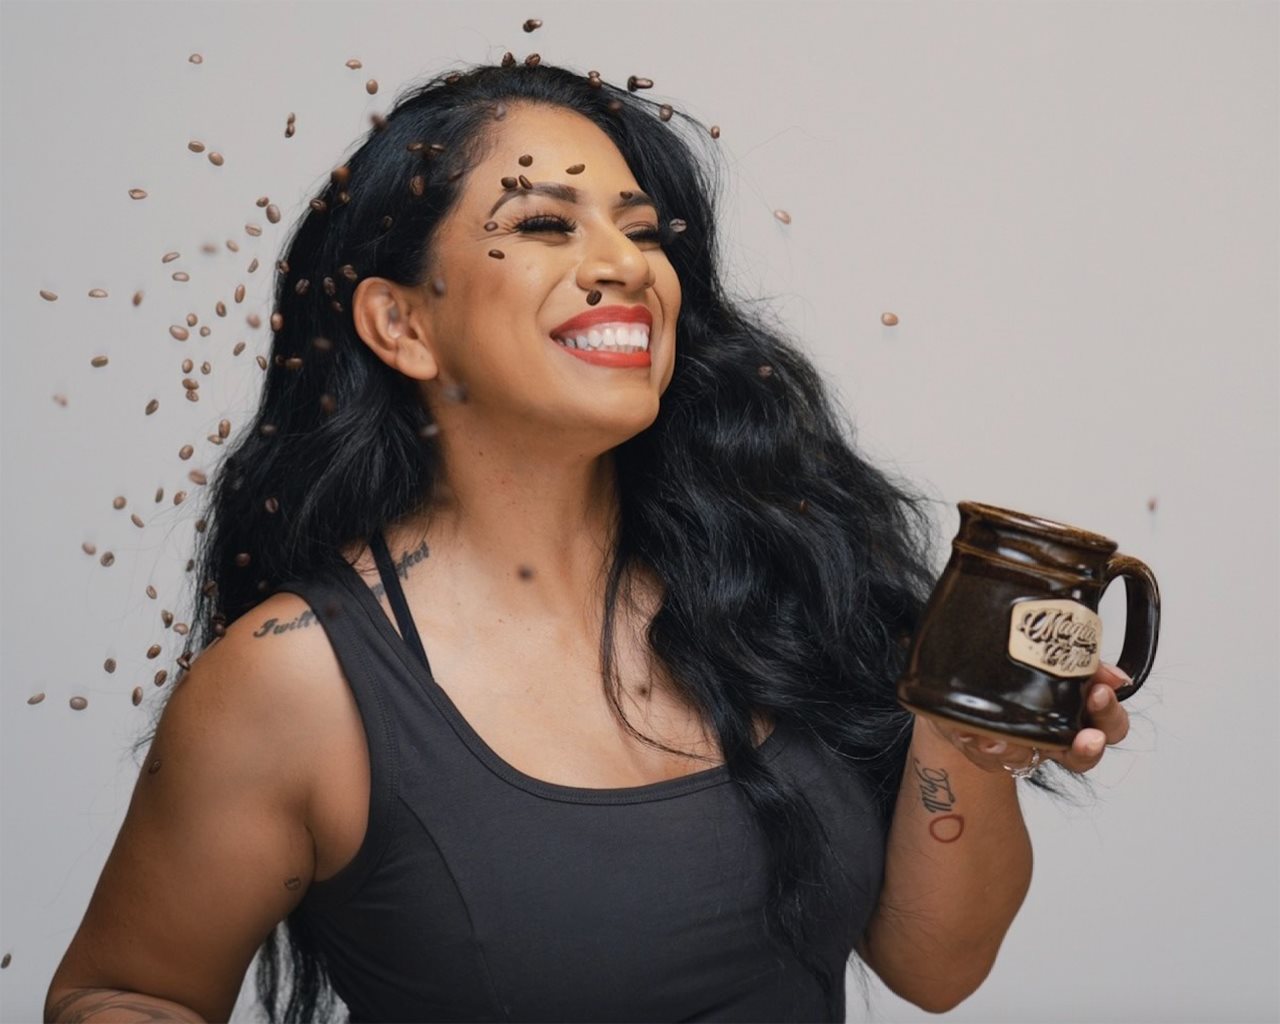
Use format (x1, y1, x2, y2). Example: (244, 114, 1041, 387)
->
(896, 500, 1160, 752)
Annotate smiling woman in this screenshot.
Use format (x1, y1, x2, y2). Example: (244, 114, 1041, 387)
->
(47, 61, 1089, 1024)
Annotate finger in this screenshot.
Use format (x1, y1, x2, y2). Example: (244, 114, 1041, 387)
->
(1086, 682, 1131, 744)
(1059, 727, 1108, 771)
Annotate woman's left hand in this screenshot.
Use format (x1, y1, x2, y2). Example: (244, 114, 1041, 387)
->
(923, 661, 1132, 775)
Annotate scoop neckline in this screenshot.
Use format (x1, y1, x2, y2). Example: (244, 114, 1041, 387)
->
(332, 553, 788, 805)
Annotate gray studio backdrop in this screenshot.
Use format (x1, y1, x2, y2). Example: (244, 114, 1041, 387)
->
(2, 1, 1276, 1022)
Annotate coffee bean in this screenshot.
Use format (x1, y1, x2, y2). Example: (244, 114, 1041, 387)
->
(445, 72, 462, 85)
(172, 271, 190, 282)
(200, 361, 211, 374)
(566, 163, 585, 174)
(181, 358, 193, 373)
(501, 176, 518, 189)
(524, 53, 541, 67)
(518, 154, 533, 166)
(70, 696, 88, 711)
(173, 490, 187, 505)
(131, 687, 143, 706)
(311, 336, 333, 352)
(179, 444, 194, 460)
(148, 758, 162, 773)
(270, 312, 284, 332)
(319, 394, 337, 415)
(310, 199, 328, 213)
(492, 102, 508, 120)
(39, 289, 57, 301)
(82, 542, 97, 556)
(209, 152, 224, 166)
(132, 290, 144, 306)
(483, 220, 499, 231)
(146, 644, 161, 659)
(169, 325, 189, 342)
(145, 398, 159, 415)
(234, 283, 246, 304)
(627, 76, 653, 91)
(218, 419, 231, 438)
(1147, 497, 1158, 512)
(104, 658, 116, 673)
(340, 264, 358, 282)
(188, 469, 208, 486)
(154, 669, 167, 686)
(294, 278, 310, 296)
(331, 165, 351, 188)
(112, 496, 126, 510)
(501, 52, 516, 67)
(607, 99, 623, 115)
(366, 79, 378, 95)
(668, 218, 687, 233)
(322, 276, 336, 297)
(284, 876, 302, 891)
(88, 289, 108, 298)
(235, 552, 252, 567)
(265, 497, 279, 514)
(757, 364, 773, 378)
(206, 433, 222, 446)
(246, 313, 261, 328)
(161, 609, 174, 627)
(586, 289, 602, 305)
(284, 356, 302, 370)
(153, 488, 163, 504)
(523, 18, 542, 31)
(52, 393, 67, 406)
(233, 341, 246, 356)
(226, 238, 240, 253)
(186, 312, 198, 326)
(245, 224, 261, 238)
(256, 355, 268, 370)
(90, 355, 109, 367)
(162, 252, 180, 264)
(709, 125, 720, 139)
(189, 53, 203, 64)
(188, 140, 205, 153)
(773, 209, 792, 224)
(182, 378, 198, 391)
(518, 174, 533, 189)
(285, 121, 296, 139)
(131, 514, 144, 528)
(345, 58, 362, 69)
(880, 312, 899, 326)
(488, 249, 505, 259)
(27, 693, 44, 705)
(248, 257, 260, 273)
(431, 276, 447, 296)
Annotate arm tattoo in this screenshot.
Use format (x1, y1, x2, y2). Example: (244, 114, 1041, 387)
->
(910, 755, 965, 843)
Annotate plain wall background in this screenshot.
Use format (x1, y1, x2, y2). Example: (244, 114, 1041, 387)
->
(2, 1, 1276, 1021)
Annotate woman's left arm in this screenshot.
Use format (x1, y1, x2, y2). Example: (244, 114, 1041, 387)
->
(854, 661, 1133, 1013)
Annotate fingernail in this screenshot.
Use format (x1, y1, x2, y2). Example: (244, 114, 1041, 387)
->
(981, 740, 1006, 754)
(1090, 687, 1108, 710)
(1112, 665, 1133, 683)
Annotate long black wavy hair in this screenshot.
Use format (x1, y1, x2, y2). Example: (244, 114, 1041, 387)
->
(131, 59, 1093, 1022)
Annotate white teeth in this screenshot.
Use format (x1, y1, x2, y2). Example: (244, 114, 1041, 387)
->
(555, 322, 650, 351)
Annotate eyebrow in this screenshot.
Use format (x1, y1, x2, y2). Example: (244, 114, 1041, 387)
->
(487, 181, 658, 218)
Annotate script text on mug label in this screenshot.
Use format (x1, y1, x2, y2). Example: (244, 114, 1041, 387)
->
(1007, 598, 1101, 676)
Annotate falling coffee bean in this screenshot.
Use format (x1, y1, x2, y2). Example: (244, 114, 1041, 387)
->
(627, 76, 654, 91)
(39, 290, 57, 301)
(82, 542, 97, 556)
(112, 496, 126, 510)
(100, 551, 114, 566)
(264, 497, 279, 514)
(209, 152, 224, 166)
(522, 18, 542, 31)
(366, 79, 378, 95)
(88, 289, 108, 298)
(773, 209, 792, 224)
(880, 312, 899, 326)
(131, 514, 145, 528)
(181, 358, 193, 373)
(104, 658, 117, 673)
(346, 58, 362, 69)
(189, 53, 202, 64)
(27, 693, 44, 705)
(179, 444, 194, 460)
(145, 398, 159, 415)
(146, 644, 161, 659)
(524, 53, 541, 67)
(658, 104, 673, 122)
(70, 697, 88, 711)
(128, 188, 147, 200)
(90, 355, 109, 367)
(146, 584, 157, 598)
(132, 687, 143, 706)
(169, 325, 189, 341)
(709, 125, 721, 139)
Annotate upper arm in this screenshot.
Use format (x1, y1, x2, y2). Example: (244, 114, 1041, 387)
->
(45, 595, 329, 1023)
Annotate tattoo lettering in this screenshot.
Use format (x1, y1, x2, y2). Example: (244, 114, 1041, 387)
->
(252, 608, 319, 638)
(911, 755, 965, 843)
(367, 539, 430, 603)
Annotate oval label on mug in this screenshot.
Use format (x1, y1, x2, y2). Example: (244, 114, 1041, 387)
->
(1007, 598, 1101, 676)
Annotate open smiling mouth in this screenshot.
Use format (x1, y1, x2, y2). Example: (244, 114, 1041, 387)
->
(550, 323, 652, 368)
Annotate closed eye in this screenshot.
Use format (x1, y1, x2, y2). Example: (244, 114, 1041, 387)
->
(511, 213, 664, 245)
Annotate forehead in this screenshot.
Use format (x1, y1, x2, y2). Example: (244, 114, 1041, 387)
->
(472, 104, 636, 181)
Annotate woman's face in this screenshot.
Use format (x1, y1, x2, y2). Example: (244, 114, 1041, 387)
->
(408, 102, 681, 453)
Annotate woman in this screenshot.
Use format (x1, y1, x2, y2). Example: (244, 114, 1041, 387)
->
(45, 60, 1130, 1023)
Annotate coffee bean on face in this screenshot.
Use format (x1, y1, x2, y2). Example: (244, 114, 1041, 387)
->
(70, 697, 88, 711)
(566, 163, 585, 174)
(131, 687, 143, 706)
(488, 249, 505, 259)
(88, 289, 108, 298)
(209, 152, 224, 166)
(586, 289, 602, 305)
(145, 398, 159, 415)
(627, 76, 654, 91)
(366, 79, 378, 94)
(501, 176, 518, 189)
(773, 209, 792, 224)
(517, 174, 532, 189)
(39, 289, 57, 301)
(518, 154, 533, 166)
(880, 312, 899, 326)
(27, 693, 44, 705)
(128, 188, 147, 200)
(483, 220, 499, 231)
(112, 496, 126, 510)
(104, 658, 116, 673)
(523, 18, 542, 31)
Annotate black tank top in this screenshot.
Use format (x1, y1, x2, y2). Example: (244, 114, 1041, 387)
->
(280, 530, 888, 1023)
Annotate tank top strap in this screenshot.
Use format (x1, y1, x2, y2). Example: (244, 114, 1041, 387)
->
(369, 527, 434, 679)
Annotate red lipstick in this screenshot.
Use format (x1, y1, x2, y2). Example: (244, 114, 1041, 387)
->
(550, 304, 652, 339)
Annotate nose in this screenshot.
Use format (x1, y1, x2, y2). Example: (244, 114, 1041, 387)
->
(575, 221, 655, 296)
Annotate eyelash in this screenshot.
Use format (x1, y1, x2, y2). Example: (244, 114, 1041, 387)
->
(511, 212, 664, 244)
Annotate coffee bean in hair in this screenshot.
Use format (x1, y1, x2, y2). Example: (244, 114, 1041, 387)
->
(669, 218, 687, 233)
(322, 277, 336, 297)
(88, 289, 107, 298)
(492, 102, 508, 120)
(488, 249, 505, 259)
(409, 174, 426, 197)
(709, 125, 720, 139)
(880, 312, 899, 326)
(366, 79, 378, 95)
(773, 209, 792, 224)
(370, 112, 387, 132)
(311, 336, 333, 352)
(284, 356, 302, 371)
(445, 72, 462, 85)
(209, 152, 224, 166)
(112, 496, 126, 510)
(566, 163, 585, 174)
(757, 364, 773, 378)
(90, 355, 108, 368)
(627, 76, 654, 91)
(131, 687, 143, 706)
(294, 278, 310, 296)
(319, 394, 336, 415)
(265, 496, 279, 514)
(501, 52, 516, 67)
(607, 99, 622, 115)
(146, 644, 161, 659)
(27, 693, 44, 705)
(235, 552, 252, 568)
(523, 18, 542, 31)
(256, 354, 268, 370)
(524, 53, 541, 67)
(586, 289, 602, 305)
(340, 264, 358, 282)
(331, 165, 351, 188)
(518, 154, 533, 167)
(70, 697, 88, 711)
(145, 398, 159, 415)
(310, 198, 328, 213)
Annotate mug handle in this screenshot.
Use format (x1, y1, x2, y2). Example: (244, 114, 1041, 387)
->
(1101, 554, 1161, 701)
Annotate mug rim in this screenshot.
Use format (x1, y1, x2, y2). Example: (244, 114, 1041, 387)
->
(959, 500, 1117, 551)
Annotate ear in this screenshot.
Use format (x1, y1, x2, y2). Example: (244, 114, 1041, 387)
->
(351, 277, 440, 381)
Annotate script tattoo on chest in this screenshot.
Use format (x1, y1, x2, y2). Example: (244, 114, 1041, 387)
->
(910, 756, 965, 843)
